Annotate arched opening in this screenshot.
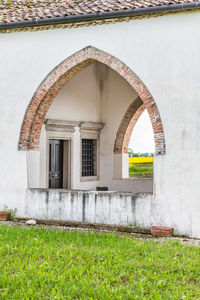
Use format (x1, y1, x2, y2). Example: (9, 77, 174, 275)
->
(128, 109, 155, 178)
(113, 93, 165, 180)
(19, 46, 165, 192)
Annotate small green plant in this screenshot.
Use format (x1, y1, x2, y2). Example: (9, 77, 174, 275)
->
(2, 206, 17, 221)
(7, 208, 17, 221)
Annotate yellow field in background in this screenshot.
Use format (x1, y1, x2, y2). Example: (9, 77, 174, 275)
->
(129, 157, 153, 164)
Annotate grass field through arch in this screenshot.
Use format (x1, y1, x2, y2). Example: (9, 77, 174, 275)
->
(0, 225, 200, 299)
(129, 157, 153, 178)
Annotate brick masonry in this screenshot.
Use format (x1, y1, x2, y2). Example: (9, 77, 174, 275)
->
(114, 97, 145, 154)
(150, 226, 174, 237)
(18, 46, 166, 155)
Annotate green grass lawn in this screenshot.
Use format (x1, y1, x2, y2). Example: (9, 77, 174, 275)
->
(129, 162, 153, 177)
(0, 225, 200, 299)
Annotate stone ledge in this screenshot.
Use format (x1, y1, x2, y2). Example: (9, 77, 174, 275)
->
(14, 217, 151, 235)
(28, 188, 153, 196)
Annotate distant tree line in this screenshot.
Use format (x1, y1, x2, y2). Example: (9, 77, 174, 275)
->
(128, 148, 154, 157)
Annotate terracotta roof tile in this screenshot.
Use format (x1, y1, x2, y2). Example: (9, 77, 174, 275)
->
(0, 0, 199, 24)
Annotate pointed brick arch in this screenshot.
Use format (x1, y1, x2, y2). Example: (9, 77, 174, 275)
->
(19, 46, 165, 154)
(114, 97, 146, 154)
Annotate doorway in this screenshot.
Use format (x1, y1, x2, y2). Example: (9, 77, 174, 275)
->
(48, 139, 71, 189)
(49, 140, 63, 188)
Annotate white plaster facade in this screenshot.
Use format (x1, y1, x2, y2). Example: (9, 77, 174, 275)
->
(1, 11, 200, 237)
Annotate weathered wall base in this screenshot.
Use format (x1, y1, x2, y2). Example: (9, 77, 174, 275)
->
(25, 189, 153, 227)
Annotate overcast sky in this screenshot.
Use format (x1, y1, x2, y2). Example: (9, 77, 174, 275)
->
(129, 110, 155, 153)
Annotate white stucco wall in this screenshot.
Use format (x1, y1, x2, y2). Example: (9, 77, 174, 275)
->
(25, 189, 153, 228)
(1, 11, 200, 236)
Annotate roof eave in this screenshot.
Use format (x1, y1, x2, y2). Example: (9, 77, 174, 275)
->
(1, 1, 200, 30)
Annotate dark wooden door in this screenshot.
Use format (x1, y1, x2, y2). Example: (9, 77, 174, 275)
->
(49, 140, 63, 188)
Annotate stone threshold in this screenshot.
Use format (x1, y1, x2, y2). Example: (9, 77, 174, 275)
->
(14, 217, 151, 235)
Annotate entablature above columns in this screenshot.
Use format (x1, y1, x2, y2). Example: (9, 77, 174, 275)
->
(45, 119, 80, 132)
